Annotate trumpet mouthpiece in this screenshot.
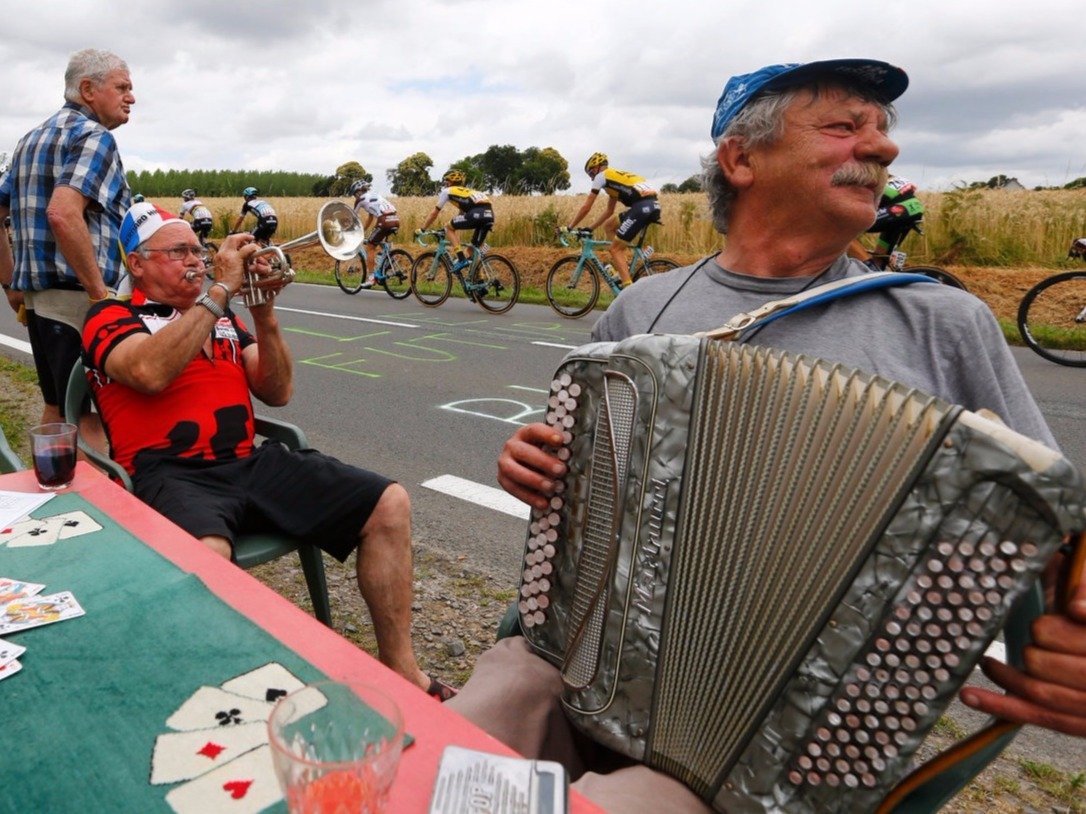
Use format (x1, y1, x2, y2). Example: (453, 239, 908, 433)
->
(184, 270, 203, 282)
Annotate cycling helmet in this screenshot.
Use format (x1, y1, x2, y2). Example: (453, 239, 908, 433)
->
(442, 169, 466, 186)
(181, 188, 196, 201)
(584, 152, 608, 174)
(349, 179, 371, 196)
(132, 193, 145, 203)
(243, 186, 258, 198)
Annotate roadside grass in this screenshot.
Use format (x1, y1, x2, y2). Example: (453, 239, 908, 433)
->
(0, 355, 39, 462)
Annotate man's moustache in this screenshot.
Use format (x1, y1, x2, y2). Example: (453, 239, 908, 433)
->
(831, 164, 888, 188)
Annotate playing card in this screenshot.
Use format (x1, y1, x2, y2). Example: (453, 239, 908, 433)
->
(165, 687, 276, 732)
(54, 510, 103, 540)
(0, 637, 26, 667)
(150, 722, 269, 785)
(164, 744, 282, 814)
(0, 578, 47, 605)
(0, 520, 37, 546)
(6, 516, 64, 548)
(0, 659, 22, 681)
(221, 662, 306, 704)
(0, 591, 85, 635)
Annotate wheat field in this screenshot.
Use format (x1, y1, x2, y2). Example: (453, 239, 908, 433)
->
(169, 188, 1086, 268)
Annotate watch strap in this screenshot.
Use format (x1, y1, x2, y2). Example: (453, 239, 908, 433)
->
(195, 292, 225, 319)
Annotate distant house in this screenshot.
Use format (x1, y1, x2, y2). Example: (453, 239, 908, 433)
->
(997, 178, 1026, 191)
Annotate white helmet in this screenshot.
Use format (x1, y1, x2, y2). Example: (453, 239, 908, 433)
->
(181, 188, 197, 201)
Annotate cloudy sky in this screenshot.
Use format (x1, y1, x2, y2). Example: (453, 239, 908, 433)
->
(2, 0, 1083, 195)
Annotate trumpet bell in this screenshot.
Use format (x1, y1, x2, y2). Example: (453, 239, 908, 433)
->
(314, 201, 365, 261)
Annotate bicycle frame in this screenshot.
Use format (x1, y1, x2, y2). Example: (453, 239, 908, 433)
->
(558, 230, 654, 295)
(415, 230, 486, 298)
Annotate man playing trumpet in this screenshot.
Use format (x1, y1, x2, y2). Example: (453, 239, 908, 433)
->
(81, 202, 453, 700)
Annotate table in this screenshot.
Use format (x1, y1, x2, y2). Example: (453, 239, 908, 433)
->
(0, 463, 602, 812)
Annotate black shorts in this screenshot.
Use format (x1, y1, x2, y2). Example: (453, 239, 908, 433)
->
(450, 206, 494, 247)
(26, 309, 84, 412)
(192, 219, 213, 240)
(252, 219, 278, 243)
(131, 442, 394, 562)
(366, 214, 400, 246)
(615, 198, 661, 243)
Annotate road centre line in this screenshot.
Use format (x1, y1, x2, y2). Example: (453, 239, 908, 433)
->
(421, 474, 530, 520)
(275, 305, 419, 329)
(532, 341, 578, 350)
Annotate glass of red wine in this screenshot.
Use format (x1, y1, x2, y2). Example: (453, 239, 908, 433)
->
(27, 423, 78, 491)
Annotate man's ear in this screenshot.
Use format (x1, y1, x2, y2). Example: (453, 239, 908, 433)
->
(717, 138, 754, 190)
(78, 78, 97, 105)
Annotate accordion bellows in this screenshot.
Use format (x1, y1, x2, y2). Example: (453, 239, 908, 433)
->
(518, 336, 1085, 813)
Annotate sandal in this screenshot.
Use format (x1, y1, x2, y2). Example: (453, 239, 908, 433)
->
(427, 677, 458, 702)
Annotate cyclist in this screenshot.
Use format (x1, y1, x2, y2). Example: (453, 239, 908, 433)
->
(131, 193, 145, 203)
(179, 188, 215, 248)
(566, 152, 661, 287)
(231, 186, 278, 245)
(851, 176, 924, 270)
(348, 179, 400, 288)
(416, 169, 494, 269)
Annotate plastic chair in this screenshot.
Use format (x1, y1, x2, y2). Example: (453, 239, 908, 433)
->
(0, 426, 26, 473)
(65, 362, 333, 626)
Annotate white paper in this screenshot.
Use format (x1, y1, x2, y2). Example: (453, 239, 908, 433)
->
(0, 490, 55, 533)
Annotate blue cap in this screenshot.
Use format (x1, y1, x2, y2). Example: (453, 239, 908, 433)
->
(711, 59, 909, 139)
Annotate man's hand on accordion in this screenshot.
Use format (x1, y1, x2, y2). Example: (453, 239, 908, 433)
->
(497, 423, 568, 511)
(961, 553, 1086, 738)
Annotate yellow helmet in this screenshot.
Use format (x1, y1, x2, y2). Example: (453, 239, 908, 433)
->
(584, 152, 608, 174)
(442, 169, 466, 185)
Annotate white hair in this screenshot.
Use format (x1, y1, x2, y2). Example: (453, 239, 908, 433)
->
(64, 49, 128, 104)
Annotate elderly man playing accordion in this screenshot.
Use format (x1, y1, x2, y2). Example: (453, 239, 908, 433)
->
(449, 59, 1086, 812)
(80, 202, 454, 700)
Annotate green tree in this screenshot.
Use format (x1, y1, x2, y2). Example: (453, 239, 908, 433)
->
(677, 174, 703, 193)
(329, 161, 372, 197)
(447, 157, 487, 189)
(517, 147, 570, 194)
(478, 144, 521, 193)
(661, 182, 679, 193)
(387, 152, 438, 196)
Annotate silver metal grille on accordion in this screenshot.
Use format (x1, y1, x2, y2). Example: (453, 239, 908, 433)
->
(517, 335, 1084, 813)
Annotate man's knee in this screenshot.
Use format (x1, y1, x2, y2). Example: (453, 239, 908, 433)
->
(362, 482, 411, 540)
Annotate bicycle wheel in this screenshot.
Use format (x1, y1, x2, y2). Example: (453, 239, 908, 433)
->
(1017, 271, 1086, 366)
(473, 254, 520, 314)
(202, 241, 219, 275)
(380, 249, 413, 300)
(905, 265, 969, 292)
(411, 251, 453, 306)
(333, 253, 367, 294)
(645, 258, 680, 276)
(546, 256, 600, 318)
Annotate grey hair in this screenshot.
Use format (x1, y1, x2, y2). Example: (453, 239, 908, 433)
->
(700, 83, 897, 234)
(64, 49, 128, 104)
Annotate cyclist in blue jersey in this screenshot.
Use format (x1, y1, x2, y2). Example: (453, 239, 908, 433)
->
(231, 187, 278, 245)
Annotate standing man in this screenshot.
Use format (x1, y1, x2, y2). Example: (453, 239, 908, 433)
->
(566, 152, 660, 287)
(467, 59, 1086, 812)
(0, 49, 133, 451)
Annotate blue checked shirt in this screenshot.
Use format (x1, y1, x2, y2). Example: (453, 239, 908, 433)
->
(0, 102, 130, 291)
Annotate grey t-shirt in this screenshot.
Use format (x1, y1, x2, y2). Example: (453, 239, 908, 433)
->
(592, 255, 1056, 448)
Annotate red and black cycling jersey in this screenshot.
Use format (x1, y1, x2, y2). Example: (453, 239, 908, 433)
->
(82, 299, 258, 475)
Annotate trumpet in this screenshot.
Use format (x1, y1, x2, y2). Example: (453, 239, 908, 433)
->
(189, 201, 365, 308)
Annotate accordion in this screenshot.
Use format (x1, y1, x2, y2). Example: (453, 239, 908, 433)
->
(517, 335, 1084, 813)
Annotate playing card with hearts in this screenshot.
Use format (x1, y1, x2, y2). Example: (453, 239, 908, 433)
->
(150, 722, 270, 785)
(0, 658, 21, 682)
(163, 744, 282, 814)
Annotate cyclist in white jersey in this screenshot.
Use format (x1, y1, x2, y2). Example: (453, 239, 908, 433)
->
(179, 188, 214, 247)
(349, 179, 400, 287)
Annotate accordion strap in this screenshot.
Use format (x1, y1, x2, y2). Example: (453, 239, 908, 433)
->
(697, 271, 937, 342)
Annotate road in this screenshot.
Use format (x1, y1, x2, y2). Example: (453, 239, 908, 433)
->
(1, 282, 1084, 771)
(1, 282, 1083, 583)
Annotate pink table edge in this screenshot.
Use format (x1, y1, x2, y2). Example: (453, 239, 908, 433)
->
(2, 463, 603, 813)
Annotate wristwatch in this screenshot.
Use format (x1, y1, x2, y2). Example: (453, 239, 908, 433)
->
(195, 292, 225, 319)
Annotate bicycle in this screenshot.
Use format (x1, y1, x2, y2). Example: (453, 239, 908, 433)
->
(853, 215, 968, 290)
(1016, 238, 1086, 367)
(334, 240, 413, 299)
(545, 227, 679, 318)
(410, 230, 521, 314)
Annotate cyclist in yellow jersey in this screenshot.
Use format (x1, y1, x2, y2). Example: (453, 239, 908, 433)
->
(567, 152, 661, 286)
(416, 169, 495, 269)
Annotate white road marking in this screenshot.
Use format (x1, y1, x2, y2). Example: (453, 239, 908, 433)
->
(421, 474, 530, 520)
(0, 333, 32, 354)
(275, 306, 419, 329)
(532, 341, 577, 350)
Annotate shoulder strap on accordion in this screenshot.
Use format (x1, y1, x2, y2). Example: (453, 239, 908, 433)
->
(880, 532, 1084, 812)
(697, 271, 937, 342)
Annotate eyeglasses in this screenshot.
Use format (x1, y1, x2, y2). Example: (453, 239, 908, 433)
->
(142, 244, 209, 263)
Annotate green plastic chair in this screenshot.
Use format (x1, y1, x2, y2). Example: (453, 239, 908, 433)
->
(66, 362, 333, 627)
(0, 426, 26, 474)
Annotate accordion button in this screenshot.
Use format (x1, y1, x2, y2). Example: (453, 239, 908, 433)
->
(568, 383, 581, 397)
